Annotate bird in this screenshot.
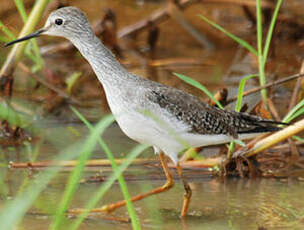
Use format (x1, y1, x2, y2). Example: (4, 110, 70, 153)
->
(5, 6, 285, 217)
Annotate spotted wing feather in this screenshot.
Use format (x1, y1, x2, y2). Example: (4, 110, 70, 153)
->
(147, 86, 283, 138)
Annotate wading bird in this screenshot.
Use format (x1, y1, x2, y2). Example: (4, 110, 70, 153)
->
(6, 7, 285, 217)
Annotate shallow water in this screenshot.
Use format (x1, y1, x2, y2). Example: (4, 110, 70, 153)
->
(5, 165, 304, 229)
(1, 0, 304, 229)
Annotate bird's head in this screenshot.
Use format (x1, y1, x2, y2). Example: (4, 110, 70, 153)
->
(5, 6, 93, 47)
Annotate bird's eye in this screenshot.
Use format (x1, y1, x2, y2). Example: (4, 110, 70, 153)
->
(55, 18, 63, 25)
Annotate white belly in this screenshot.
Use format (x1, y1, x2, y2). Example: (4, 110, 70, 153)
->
(114, 108, 190, 160)
(115, 111, 183, 145)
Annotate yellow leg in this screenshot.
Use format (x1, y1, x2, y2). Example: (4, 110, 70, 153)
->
(68, 152, 174, 214)
(176, 163, 192, 217)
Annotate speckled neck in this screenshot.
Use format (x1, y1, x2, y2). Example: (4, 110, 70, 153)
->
(70, 34, 132, 89)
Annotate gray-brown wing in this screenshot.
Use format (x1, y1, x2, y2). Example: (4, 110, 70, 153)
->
(147, 86, 282, 137)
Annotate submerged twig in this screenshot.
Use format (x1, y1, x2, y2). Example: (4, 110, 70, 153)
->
(26, 210, 130, 223)
(171, 157, 223, 168)
(10, 157, 222, 170)
(9, 158, 158, 168)
(227, 73, 304, 104)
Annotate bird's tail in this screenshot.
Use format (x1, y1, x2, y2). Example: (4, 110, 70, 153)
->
(238, 119, 288, 134)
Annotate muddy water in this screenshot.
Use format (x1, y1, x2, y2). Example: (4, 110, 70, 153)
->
(1, 0, 304, 229)
(5, 167, 304, 230)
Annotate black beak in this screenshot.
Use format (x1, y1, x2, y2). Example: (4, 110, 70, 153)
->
(4, 28, 46, 47)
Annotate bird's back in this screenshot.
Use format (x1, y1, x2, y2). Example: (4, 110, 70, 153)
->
(140, 80, 283, 138)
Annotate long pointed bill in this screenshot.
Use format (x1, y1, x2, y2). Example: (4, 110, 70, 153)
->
(5, 28, 46, 47)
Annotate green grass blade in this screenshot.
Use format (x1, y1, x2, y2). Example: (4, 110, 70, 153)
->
(284, 105, 304, 123)
(227, 141, 235, 159)
(256, 0, 267, 103)
(0, 20, 16, 40)
(263, 0, 283, 62)
(70, 145, 147, 230)
(66, 72, 82, 95)
(235, 74, 258, 112)
(70, 107, 141, 230)
(287, 107, 304, 122)
(174, 72, 224, 109)
(229, 73, 257, 157)
(234, 139, 246, 146)
(50, 115, 116, 230)
(0, 36, 9, 42)
(292, 135, 304, 143)
(0, 143, 86, 230)
(14, 0, 44, 71)
(30, 40, 44, 70)
(199, 14, 258, 56)
(283, 99, 304, 123)
(14, 0, 28, 22)
(256, 0, 263, 58)
(24, 44, 37, 61)
(0, 100, 30, 128)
